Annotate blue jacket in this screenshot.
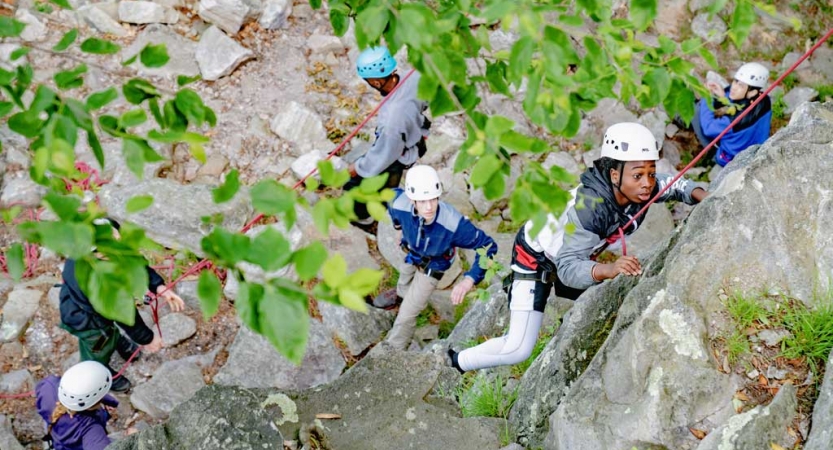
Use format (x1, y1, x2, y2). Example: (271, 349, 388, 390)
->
(697, 88, 771, 166)
(35, 375, 118, 450)
(389, 189, 497, 284)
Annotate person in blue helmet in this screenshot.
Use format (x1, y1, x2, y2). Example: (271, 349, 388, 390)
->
(691, 62, 772, 167)
(346, 46, 431, 235)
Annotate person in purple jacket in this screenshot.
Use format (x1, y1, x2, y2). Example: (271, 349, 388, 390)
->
(691, 62, 772, 167)
(35, 361, 120, 450)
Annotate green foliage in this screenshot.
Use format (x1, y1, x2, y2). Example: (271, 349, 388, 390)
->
(212, 169, 240, 203)
(726, 291, 770, 330)
(781, 299, 833, 373)
(724, 329, 750, 364)
(816, 84, 833, 102)
(460, 374, 518, 419)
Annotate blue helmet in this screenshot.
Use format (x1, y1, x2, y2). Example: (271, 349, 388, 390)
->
(357, 46, 396, 79)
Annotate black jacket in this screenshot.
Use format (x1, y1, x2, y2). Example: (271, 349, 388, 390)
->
(59, 259, 164, 345)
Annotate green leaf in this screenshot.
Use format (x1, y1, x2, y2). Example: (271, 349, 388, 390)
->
(53, 29, 78, 52)
(86, 87, 118, 110)
(201, 228, 251, 266)
(321, 253, 347, 289)
(344, 267, 382, 297)
(246, 226, 292, 272)
(212, 169, 240, 203)
(317, 159, 349, 188)
(367, 201, 388, 222)
(8, 110, 45, 137)
(87, 130, 104, 168)
(485, 61, 511, 96)
(0, 18, 25, 38)
(49, 113, 78, 148)
(30, 85, 57, 113)
(54, 64, 87, 90)
(49, 0, 72, 9)
(10, 47, 29, 61)
(0, 67, 14, 85)
(484, 115, 514, 138)
(236, 281, 263, 333)
(177, 74, 201, 86)
(119, 109, 147, 128)
(43, 191, 81, 220)
(639, 67, 671, 108)
(469, 153, 502, 188)
(707, 0, 729, 14)
(123, 78, 159, 104)
(663, 79, 697, 125)
(37, 221, 94, 259)
(80, 37, 120, 54)
(508, 36, 534, 83)
(65, 99, 93, 131)
(358, 173, 389, 194)
(329, 7, 349, 36)
(728, 1, 756, 48)
(126, 194, 154, 212)
(629, 0, 657, 31)
(197, 270, 222, 320)
(6, 243, 25, 281)
(292, 241, 327, 282)
(499, 130, 548, 153)
(259, 283, 309, 365)
(250, 179, 296, 215)
(122, 54, 137, 66)
(0, 101, 14, 117)
(309, 0, 321, 8)
(698, 47, 719, 69)
(139, 43, 170, 68)
(174, 88, 210, 127)
(356, 4, 389, 43)
(122, 137, 162, 178)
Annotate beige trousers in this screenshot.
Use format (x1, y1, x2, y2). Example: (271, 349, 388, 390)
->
(385, 264, 439, 350)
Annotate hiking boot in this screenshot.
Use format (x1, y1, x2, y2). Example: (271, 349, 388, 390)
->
(108, 367, 132, 392)
(116, 335, 142, 363)
(350, 220, 378, 236)
(447, 348, 465, 374)
(371, 289, 402, 309)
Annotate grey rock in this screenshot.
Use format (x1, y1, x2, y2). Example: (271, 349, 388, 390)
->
(806, 346, 833, 449)
(541, 152, 581, 177)
(782, 87, 819, 115)
(318, 300, 394, 355)
(661, 139, 682, 167)
(0, 289, 42, 342)
(159, 313, 197, 346)
(691, 12, 727, 43)
(197, 154, 229, 178)
(198, 0, 249, 35)
(665, 123, 679, 138)
(16, 9, 47, 42)
(706, 70, 730, 89)
(448, 283, 509, 347)
(469, 155, 523, 216)
(499, 444, 525, 450)
(258, 0, 291, 29)
(307, 34, 343, 54)
(99, 179, 253, 257)
(130, 359, 206, 419)
(707, 144, 760, 191)
(112, 385, 283, 450)
(271, 101, 330, 154)
(174, 280, 202, 310)
(414, 324, 439, 342)
(196, 26, 254, 81)
(0, 44, 28, 71)
(696, 384, 796, 450)
(765, 365, 789, 380)
(422, 130, 465, 167)
(275, 350, 503, 450)
(123, 25, 199, 78)
(688, 0, 712, 13)
(1, 176, 47, 208)
(0, 415, 23, 450)
(810, 46, 833, 83)
(377, 219, 406, 270)
(654, 0, 688, 39)
(580, 99, 638, 145)
(77, 4, 128, 37)
(118, 1, 179, 24)
(437, 168, 474, 218)
(214, 323, 345, 389)
(0, 369, 34, 394)
(756, 329, 792, 347)
(47, 286, 61, 309)
(620, 203, 675, 257)
(290, 151, 348, 180)
(62, 351, 80, 372)
(639, 110, 669, 149)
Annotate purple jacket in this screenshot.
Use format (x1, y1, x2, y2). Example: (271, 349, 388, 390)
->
(35, 375, 117, 450)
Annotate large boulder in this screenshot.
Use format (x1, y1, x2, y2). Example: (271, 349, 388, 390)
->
(213, 322, 345, 390)
(130, 359, 206, 419)
(0, 415, 23, 450)
(318, 300, 394, 355)
(110, 385, 283, 450)
(805, 347, 833, 449)
(195, 26, 254, 81)
(510, 102, 833, 448)
(99, 179, 253, 256)
(0, 288, 42, 343)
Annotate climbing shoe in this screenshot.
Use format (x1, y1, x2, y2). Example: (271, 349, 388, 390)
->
(116, 334, 142, 363)
(447, 349, 465, 374)
(108, 367, 132, 393)
(371, 289, 402, 310)
(350, 220, 378, 236)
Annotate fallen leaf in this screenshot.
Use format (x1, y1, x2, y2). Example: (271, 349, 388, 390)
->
(689, 428, 707, 440)
(787, 427, 797, 438)
(27, 364, 42, 371)
(770, 442, 786, 450)
(315, 413, 342, 420)
(759, 374, 769, 387)
(734, 391, 749, 401)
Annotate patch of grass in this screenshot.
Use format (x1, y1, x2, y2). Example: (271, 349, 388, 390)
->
(460, 375, 518, 419)
(780, 73, 800, 91)
(453, 296, 473, 323)
(725, 290, 772, 329)
(511, 324, 558, 378)
(415, 304, 441, 328)
(781, 299, 833, 373)
(725, 329, 751, 364)
(771, 92, 789, 121)
(438, 320, 455, 339)
(815, 84, 833, 102)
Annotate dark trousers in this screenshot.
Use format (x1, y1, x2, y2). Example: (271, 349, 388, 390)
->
(345, 160, 407, 221)
(61, 323, 119, 366)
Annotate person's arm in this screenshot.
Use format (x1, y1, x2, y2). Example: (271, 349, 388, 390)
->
(101, 394, 119, 408)
(117, 308, 155, 346)
(449, 220, 497, 304)
(554, 209, 607, 290)
(354, 124, 405, 178)
(80, 424, 112, 450)
(699, 97, 734, 138)
(654, 174, 707, 205)
(147, 266, 185, 312)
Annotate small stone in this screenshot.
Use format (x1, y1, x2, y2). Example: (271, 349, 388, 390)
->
(782, 87, 819, 115)
(270, 101, 330, 153)
(0, 288, 42, 342)
(766, 365, 789, 380)
(15, 9, 47, 42)
(665, 123, 679, 138)
(118, 1, 179, 24)
(198, 0, 249, 35)
(158, 313, 197, 346)
(290, 151, 347, 181)
(78, 4, 129, 37)
(747, 369, 760, 379)
(757, 329, 792, 347)
(307, 34, 343, 54)
(0, 369, 34, 394)
(258, 0, 291, 29)
(47, 286, 61, 310)
(195, 26, 254, 81)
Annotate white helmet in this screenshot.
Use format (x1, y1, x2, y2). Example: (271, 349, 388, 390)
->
(404, 165, 442, 201)
(734, 62, 769, 88)
(600, 122, 659, 162)
(59, 361, 112, 412)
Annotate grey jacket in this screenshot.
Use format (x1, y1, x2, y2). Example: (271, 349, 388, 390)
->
(354, 72, 429, 177)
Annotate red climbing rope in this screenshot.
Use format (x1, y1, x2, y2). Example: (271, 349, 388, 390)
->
(613, 28, 833, 255)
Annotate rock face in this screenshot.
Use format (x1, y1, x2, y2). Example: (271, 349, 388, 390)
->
(509, 102, 833, 448)
(0, 415, 23, 450)
(0, 288, 42, 342)
(213, 323, 345, 390)
(805, 347, 833, 449)
(111, 385, 283, 450)
(276, 350, 504, 450)
(130, 359, 206, 419)
(318, 300, 394, 355)
(99, 179, 253, 256)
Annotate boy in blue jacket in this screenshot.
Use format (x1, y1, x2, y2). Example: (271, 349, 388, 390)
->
(692, 62, 772, 166)
(382, 165, 497, 350)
